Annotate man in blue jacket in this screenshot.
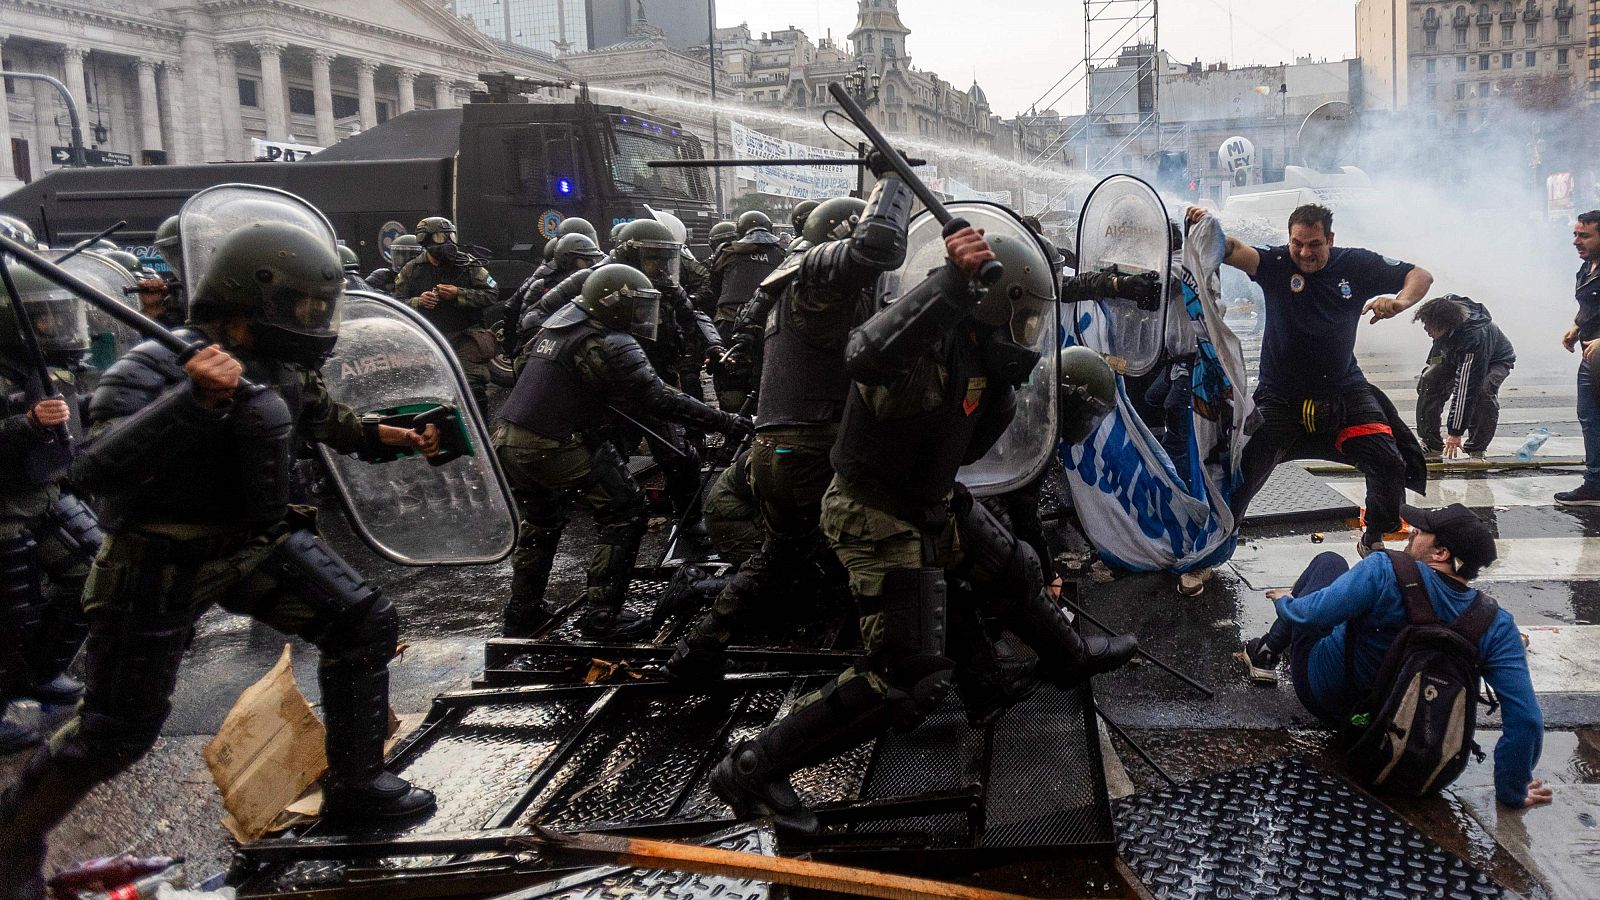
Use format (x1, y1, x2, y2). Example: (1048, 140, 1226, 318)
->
(1241, 503, 1551, 809)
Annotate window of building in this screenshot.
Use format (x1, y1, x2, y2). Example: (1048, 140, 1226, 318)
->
(1426, 82, 1439, 98)
(1456, 81, 1467, 98)
(1502, 22, 1514, 41)
(1262, 147, 1274, 169)
(238, 78, 259, 108)
(1526, 21, 1538, 40)
(1209, 152, 1218, 170)
(1560, 48, 1571, 64)
(288, 86, 316, 116)
(376, 101, 390, 124)
(1503, 52, 1514, 67)
(1479, 24, 1491, 42)
(1480, 53, 1492, 68)
(1426, 30, 1438, 47)
(1559, 18, 1571, 36)
(1458, 55, 1469, 70)
(332, 94, 360, 119)
(883, 37, 895, 57)
(1527, 50, 1537, 66)
(1481, 79, 1491, 95)
(1456, 25, 1470, 44)
(1427, 57, 1437, 72)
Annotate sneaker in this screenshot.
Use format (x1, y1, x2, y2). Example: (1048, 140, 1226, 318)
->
(1240, 636, 1281, 685)
(321, 772, 437, 824)
(1177, 567, 1215, 597)
(1555, 484, 1600, 506)
(1422, 447, 1444, 462)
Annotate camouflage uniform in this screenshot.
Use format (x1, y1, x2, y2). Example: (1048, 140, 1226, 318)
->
(394, 254, 499, 406)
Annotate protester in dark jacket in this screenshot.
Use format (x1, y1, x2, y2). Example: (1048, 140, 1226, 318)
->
(1413, 295, 1516, 459)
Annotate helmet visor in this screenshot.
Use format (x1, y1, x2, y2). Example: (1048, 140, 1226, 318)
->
(266, 282, 343, 339)
(631, 243, 681, 284)
(179, 184, 338, 301)
(388, 242, 422, 268)
(19, 288, 90, 357)
(625, 285, 661, 342)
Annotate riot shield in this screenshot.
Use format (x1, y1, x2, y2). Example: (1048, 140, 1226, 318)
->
(1074, 174, 1170, 377)
(881, 201, 1060, 497)
(178, 184, 338, 301)
(60, 251, 139, 370)
(318, 290, 518, 565)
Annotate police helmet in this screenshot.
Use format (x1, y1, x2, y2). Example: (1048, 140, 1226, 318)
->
(192, 221, 344, 367)
(415, 216, 458, 258)
(557, 216, 599, 243)
(387, 233, 422, 269)
(801, 197, 866, 245)
(0, 214, 35, 247)
(337, 244, 361, 274)
(105, 250, 144, 274)
(736, 210, 772, 237)
(608, 221, 628, 249)
(971, 230, 1057, 347)
(543, 237, 558, 262)
(575, 263, 661, 342)
(790, 200, 820, 235)
(0, 261, 90, 364)
(612, 219, 681, 285)
(555, 233, 603, 270)
(1057, 346, 1116, 445)
(707, 221, 738, 252)
(154, 215, 184, 279)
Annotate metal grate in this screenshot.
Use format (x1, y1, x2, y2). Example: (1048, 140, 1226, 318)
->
(1115, 758, 1506, 899)
(1241, 463, 1359, 526)
(981, 682, 1112, 848)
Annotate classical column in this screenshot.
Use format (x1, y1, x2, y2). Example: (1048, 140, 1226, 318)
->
(214, 44, 245, 160)
(179, 27, 223, 162)
(61, 46, 88, 118)
(158, 63, 188, 164)
(310, 50, 337, 147)
(134, 60, 164, 158)
(433, 76, 453, 110)
(0, 37, 14, 180)
(253, 40, 289, 142)
(355, 60, 378, 130)
(396, 68, 417, 115)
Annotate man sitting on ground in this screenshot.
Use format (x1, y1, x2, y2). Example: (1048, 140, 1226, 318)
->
(1240, 503, 1549, 809)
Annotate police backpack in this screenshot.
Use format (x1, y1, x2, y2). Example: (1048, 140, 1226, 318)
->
(1343, 550, 1499, 797)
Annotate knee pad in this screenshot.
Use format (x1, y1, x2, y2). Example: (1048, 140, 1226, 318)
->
(873, 568, 955, 731)
(319, 592, 399, 671)
(269, 531, 395, 667)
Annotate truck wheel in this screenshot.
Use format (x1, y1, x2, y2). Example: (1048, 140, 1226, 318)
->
(489, 320, 517, 387)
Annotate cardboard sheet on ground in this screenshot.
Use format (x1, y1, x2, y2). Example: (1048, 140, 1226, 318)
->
(204, 645, 410, 842)
(204, 646, 327, 843)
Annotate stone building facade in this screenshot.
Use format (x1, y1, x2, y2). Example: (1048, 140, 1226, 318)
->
(0, 0, 568, 192)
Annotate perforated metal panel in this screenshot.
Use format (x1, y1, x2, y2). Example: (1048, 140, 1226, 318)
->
(1241, 463, 1359, 526)
(1115, 758, 1507, 899)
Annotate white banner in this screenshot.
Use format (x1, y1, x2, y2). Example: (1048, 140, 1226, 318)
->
(1024, 189, 1053, 213)
(730, 122, 854, 200)
(941, 175, 1011, 207)
(251, 138, 323, 162)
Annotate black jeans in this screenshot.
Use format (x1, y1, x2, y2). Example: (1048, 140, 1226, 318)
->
(1233, 388, 1406, 544)
(1262, 550, 1351, 727)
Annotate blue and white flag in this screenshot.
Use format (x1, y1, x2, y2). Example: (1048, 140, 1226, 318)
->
(1059, 215, 1253, 572)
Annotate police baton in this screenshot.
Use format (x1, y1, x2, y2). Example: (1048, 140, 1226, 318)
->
(0, 231, 265, 391)
(0, 250, 74, 482)
(826, 81, 1003, 286)
(52, 219, 128, 265)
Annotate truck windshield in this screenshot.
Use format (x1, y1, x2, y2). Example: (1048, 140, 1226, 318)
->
(610, 130, 707, 202)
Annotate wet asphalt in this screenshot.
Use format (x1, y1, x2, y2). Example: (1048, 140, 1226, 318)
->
(3, 365, 1598, 896)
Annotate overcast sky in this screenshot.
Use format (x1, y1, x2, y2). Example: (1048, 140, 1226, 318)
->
(714, 0, 1359, 118)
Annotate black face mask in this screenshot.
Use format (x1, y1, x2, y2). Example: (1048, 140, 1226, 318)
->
(429, 241, 469, 267)
(980, 327, 1041, 387)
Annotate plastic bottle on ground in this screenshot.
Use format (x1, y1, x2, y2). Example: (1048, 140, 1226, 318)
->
(1516, 426, 1551, 463)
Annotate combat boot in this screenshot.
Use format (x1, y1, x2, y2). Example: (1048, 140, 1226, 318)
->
(503, 568, 556, 638)
(575, 605, 652, 640)
(710, 677, 888, 834)
(664, 613, 733, 682)
(319, 666, 435, 824)
(999, 589, 1136, 688)
(952, 645, 1041, 728)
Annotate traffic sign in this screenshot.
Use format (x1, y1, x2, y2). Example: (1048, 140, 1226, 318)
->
(50, 147, 135, 167)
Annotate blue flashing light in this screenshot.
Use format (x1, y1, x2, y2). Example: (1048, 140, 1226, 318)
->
(557, 178, 573, 195)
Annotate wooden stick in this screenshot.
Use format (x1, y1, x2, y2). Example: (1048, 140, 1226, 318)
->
(513, 828, 1057, 900)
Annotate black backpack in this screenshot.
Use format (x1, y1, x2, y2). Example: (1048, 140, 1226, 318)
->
(1343, 550, 1500, 797)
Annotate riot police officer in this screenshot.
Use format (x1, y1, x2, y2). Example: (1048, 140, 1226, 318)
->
(494, 264, 752, 639)
(364, 233, 421, 296)
(0, 220, 442, 895)
(0, 264, 102, 754)
(394, 216, 499, 409)
(702, 212, 786, 410)
(667, 179, 911, 680)
(704, 221, 737, 262)
(789, 200, 819, 248)
(708, 223, 1143, 835)
(151, 215, 189, 324)
(505, 233, 602, 362)
(337, 245, 366, 292)
(558, 217, 599, 244)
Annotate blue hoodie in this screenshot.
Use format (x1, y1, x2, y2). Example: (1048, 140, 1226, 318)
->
(1275, 552, 1543, 806)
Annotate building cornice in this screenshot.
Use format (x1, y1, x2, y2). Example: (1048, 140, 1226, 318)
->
(201, 0, 500, 63)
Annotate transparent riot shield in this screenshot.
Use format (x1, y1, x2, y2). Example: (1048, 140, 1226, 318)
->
(178, 184, 338, 301)
(1074, 174, 1170, 377)
(318, 290, 517, 565)
(61, 251, 140, 370)
(881, 201, 1060, 497)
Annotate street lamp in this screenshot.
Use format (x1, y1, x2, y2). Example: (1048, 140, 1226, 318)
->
(845, 63, 881, 196)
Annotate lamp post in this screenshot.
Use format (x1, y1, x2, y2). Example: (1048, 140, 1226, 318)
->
(707, 0, 725, 215)
(844, 62, 881, 197)
(1278, 82, 1288, 178)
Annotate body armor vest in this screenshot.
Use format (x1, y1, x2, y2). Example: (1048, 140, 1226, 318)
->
(831, 324, 1007, 514)
(498, 322, 596, 440)
(755, 282, 872, 429)
(714, 247, 785, 321)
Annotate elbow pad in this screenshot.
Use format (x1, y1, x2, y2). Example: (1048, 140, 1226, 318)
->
(845, 263, 976, 385)
(229, 385, 294, 528)
(848, 177, 915, 272)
